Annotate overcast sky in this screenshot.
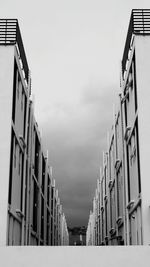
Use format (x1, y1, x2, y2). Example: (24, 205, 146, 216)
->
(1, 0, 150, 227)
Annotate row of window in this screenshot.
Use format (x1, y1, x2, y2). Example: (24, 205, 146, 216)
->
(7, 53, 69, 246)
(86, 49, 142, 246)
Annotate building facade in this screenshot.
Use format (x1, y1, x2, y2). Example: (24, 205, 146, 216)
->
(86, 9, 150, 246)
(68, 226, 86, 246)
(0, 19, 69, 246)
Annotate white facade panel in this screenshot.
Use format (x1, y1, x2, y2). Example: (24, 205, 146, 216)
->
(135, 36, 150, 245)
(0, 46, 15, 245)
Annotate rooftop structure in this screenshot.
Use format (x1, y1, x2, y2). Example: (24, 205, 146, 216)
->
(0, 19, 29, 84)
(122, 9, 150, 77)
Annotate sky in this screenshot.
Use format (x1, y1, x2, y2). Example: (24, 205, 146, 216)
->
(1, 0, 150, 227)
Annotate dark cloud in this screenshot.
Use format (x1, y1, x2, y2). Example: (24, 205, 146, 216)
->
(41, 82, 118, 227)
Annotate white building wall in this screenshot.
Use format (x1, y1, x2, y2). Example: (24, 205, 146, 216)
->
(0, 46, 15, 245)
(135, 35, 150, 245)
(0, 22, 69, 246)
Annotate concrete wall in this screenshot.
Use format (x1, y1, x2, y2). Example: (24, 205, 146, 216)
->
(0, 46, 14, 245)
(0, 44, 69, 246)
(135, 36, 150, 245)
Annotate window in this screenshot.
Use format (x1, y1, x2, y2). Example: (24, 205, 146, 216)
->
(127, 121, 141, 200)
(105, 201, 108, 237)
(41, 155, 45, 194)
(41, 195, 44, 240)
(8, 131, 14, 204)
(101, 179, 103, 206)
(12, 60, 17, 123)
(20, 154, 24, 211)
(17, 74, 21, 99)
(17, 77, 19, 99)
(33, 178, 38, 232)
(21, 90, 23, 111)
(14, 140, 16, 168)
(115, 117, 120, 160)
(104, 167, 107, 196)
(34, 131, 40, 180)
(47, 176, 50, 206)
(18, 151, 21, 175)
(136, 120, 141, 194)
(129, 131, 136, 166)
(116, 167, 123, 218)
(132, 54, 138, 111)
(110, 184, 116, 229)
(23, 95, 27, 138)
(47, 210, 50, 244)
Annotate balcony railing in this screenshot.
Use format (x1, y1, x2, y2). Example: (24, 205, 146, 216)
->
(122, 9, 150, 77)
(0, 19, 29, 83)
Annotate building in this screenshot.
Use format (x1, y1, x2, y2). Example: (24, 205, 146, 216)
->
(86, 9, 150, 246)
(68, 226, 86, 246)
(0, 19, 69, 246)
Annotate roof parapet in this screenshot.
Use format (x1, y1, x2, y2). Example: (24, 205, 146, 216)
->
(122, 9, 150, 78)
(0, 19, 29, 83)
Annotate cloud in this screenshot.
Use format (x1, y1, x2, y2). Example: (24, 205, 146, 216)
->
(40, 81, 118, 227)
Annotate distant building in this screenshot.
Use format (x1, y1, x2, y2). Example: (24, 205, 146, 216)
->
(0, 19, 69, 246)
(68, 226, 86, 245)
(86, 9, 150, 245)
